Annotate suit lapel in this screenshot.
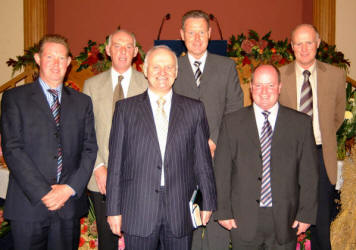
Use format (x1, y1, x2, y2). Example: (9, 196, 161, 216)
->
(284, 62, 298, 109)
(179, 56, 199, 92)
(246, 106, 262, 149)
(166, 93, 183, 148)
(31, 80, 57, 126)
(127, 68, 140, 97)
(138, 92, 162, 158)
(316, 61, 328, 116)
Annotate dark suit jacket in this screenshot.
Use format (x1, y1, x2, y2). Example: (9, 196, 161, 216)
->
(173, 52, 243, 144)
(279, 61, 346, 184)
(214, 105, 319, 244)
(0, 80, 98, 221)
(106, 91, 217, 237)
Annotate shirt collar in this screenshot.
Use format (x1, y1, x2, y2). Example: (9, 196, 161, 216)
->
(295, 61, 316, 76)
(39, 77, 63, 96)
(111, 66, 132, 80)
(188, 51, 208, 71)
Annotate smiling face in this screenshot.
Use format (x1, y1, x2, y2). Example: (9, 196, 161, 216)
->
(34, 42, 71, 88)
(291, 25, 320, 69)
(106, 31, 138, 74)
(144, 47, 177, 96)
(180, 17, 211, 59)
(250, 65, 282, 110)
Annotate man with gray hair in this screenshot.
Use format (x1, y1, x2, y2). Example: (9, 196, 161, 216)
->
(83, 29, 147, 250)
(106, 45, 217, 250)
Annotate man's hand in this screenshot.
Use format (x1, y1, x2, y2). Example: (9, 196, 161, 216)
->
(218, 219, 238, 230)
(208, 139, 216, 158)
(292, 220, 310, 235)
(108, 215, 122, 236)
(94, 165, 107, 195)
(200, 210, 212, 226)
(41, 184, 74, 211)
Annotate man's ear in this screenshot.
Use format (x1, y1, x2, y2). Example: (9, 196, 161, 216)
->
(180, 29, 185, 41)
(34, 53, 41, 66)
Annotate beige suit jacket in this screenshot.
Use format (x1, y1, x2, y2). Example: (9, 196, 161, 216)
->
(83, 68, 148, 192)
(279, 61, 346, 184)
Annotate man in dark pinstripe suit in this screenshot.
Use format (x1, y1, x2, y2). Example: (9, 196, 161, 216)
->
(106, 45, 217, 250)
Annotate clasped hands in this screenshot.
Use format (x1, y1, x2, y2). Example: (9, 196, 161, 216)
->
(41, 184, 74, 211)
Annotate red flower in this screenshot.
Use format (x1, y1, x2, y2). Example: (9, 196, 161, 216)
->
(241, 39, 257, 54)
(278, 58, 287, 65)
(258, 40, 268, 50)
(297, 232, 306, 242)
(242, 56, 251, 66)
(271, 54, 282, 64)
(79, 237, 85, 247)
(80, 218, 85, 224)
(81, 224, 88, 233)
(83, 46, 100, 66)
(271, 48, 277, 54)
(89, 239, 97, 249)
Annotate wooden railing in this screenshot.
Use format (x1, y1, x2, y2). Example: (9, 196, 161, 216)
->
(0, 68, 34, 93)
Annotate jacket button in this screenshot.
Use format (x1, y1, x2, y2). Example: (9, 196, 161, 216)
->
(256, 199, 260, 203)
(155, 189, 159, 193)
(258, 177, 262, 181)
(53, 156, 58, 159)
(157, 165, 161, 169)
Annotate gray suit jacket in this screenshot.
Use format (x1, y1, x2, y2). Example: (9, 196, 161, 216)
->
(83, 68, 148, 192)
(106, 91, 217, 237)
(214, 105, 319, 244)
(173, 53, 243, 144)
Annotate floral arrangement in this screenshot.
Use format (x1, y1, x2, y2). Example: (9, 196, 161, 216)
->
(0, 206, 10, 238)
(337, 82, 356, 160)
(228, 30, 350, 83)
(79, 198, 98, 249)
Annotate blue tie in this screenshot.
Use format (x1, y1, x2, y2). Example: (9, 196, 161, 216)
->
(260, 111, 272, 207)
(48, 89, 62, 183)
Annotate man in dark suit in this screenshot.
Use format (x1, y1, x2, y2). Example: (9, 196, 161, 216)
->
(0, 34, 97, 250)
(83, 29, 148, 250)
(173, 10, 244, 249)
(106, 45, 217, 250)
(214, 64, 319, 249)
(279, 24, 346, 250)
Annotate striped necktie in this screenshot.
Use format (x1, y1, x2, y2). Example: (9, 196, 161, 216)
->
(194, 61, 202, 86)
(260, 111, 272, 207)
(300, 70, 313, 116)
(48, 89, 62, 183)
(156, 97, 168, 186)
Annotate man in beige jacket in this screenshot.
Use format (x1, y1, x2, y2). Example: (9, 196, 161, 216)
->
(83, 29, 147, 250)
(279, 24, 345, 250)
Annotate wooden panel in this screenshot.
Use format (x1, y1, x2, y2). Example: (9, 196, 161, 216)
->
(313, 0, 335, 44)
(24, 0, 47, 50)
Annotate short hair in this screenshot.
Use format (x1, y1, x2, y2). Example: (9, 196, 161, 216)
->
(181, 10, 210, 29)
(107, 29, 137, 47)
(38, 34, 70, 56)
(143, 45, 178, 75)
(291, 24, 320, 43)
(251, 64, 281, 84)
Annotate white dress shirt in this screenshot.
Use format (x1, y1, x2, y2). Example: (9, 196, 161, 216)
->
(295, 62, 322, 145)
(111, 67, 132, 98)
(148, 89, 173, 186)
(188, 51, 208, 74)
(253, 102, 279, 137)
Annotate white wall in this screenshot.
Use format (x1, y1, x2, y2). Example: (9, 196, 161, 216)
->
(0, 0, 24, 85)
(336, 0, 356, 80)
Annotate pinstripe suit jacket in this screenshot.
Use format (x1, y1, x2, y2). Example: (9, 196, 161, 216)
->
(106, 91, 217, 237)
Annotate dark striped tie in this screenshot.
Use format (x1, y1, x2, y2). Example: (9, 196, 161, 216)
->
(300, 70, 313, 116)
(194, 61, 202, 86)
(48, 89, 62, 183)
(113, 75, 124, 113)
(260, 111, 272, 207)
